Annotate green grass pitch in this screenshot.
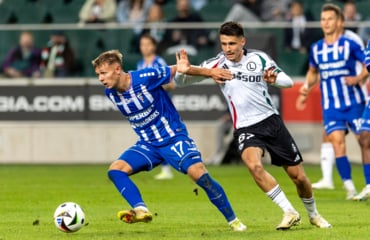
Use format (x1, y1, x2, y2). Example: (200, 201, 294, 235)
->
(1, 163, 369, 240)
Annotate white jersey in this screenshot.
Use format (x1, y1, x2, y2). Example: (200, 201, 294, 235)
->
(199, 49, 283, 129)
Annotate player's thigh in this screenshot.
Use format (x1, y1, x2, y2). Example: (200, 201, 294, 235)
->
(360, 101, 370, 133)
(159, 135, 203, 175)
(117, 144, 164, 174)
(345, 104, 365, 134)
(240, 146, 264, 170)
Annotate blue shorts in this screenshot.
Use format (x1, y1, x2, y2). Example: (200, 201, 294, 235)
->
(118, 134, 202, 174)
(360, 101, 370, 133)
(323, 104, 364, 135)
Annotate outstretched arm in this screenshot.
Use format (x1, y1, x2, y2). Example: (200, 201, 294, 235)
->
(172, 49, 232, 86)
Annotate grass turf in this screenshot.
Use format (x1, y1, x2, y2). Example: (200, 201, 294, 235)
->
(0, 164, 369, 240)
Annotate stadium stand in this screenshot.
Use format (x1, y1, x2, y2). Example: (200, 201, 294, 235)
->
(0, 0, 369, 77)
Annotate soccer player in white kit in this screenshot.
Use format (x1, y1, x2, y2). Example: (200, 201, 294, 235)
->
(175, 21, 331, 230)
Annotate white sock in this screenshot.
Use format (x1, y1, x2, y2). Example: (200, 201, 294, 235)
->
(134, 206, 149, 212)
(320, 142, 335, 183)
(301, 197, 319, 218)
(343, 179, 356, 192)
(266, 185, 296, 213)
(161, 164, 172, 174)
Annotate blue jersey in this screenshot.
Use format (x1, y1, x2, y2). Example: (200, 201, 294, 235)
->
(136, 56, 167, 70)
(309, 36, 366, 111)
(365, 40, 370, 73)
(105, 66, 188, 146)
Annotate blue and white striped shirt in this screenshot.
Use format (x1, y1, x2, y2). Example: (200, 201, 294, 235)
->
(105, 66, 187, 146)
(309, 35, 366, 110)
(136, 56, 167, 70)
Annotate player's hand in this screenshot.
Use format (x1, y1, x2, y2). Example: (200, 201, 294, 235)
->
(345, 76, 360, 86)
(210, 68, 233, 84)
(296, 94, 307, 110)
(263, 68, 278, 84)
(296, 84, 309, 110)
(176, 49, 191, 74)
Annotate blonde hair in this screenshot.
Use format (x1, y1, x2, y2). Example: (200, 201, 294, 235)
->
(91, 50, 123, 68)
(321, 3, 342, 19)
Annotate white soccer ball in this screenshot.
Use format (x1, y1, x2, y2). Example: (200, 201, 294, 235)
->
(53, 202, 85, 233)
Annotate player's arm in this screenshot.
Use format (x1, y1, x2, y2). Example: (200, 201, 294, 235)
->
(162, 81, 176, 91)
(296, 66, 319, 110)
(171, 49, 232, 87)
(263, 67, 293, 88)
(345, 64, 369, 86)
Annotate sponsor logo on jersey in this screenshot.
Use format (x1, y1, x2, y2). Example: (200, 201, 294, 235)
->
(234, 71, 262, 82)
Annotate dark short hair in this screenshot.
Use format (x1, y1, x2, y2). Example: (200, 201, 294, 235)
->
(140, 33, 158, 46)
(219, 21, 244, 38)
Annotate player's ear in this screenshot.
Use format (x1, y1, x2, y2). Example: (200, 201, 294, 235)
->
(241, 36, 246, 46)
(115, 63, 122, 72)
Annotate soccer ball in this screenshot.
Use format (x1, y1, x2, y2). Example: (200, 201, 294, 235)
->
(53, 202, 85, 233)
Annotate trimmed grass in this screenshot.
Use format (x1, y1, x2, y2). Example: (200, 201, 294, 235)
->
(0, 164, 369, 240)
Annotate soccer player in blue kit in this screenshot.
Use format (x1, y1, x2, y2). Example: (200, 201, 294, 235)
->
(136, 34, 175, 180)
(353, 40, 370, 200)
(91, 49, 247, 231)
(297, 3, 369, 200)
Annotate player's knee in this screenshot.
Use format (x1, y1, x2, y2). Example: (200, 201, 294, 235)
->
(187, 162, 207, 181)
(247, 162, 264, 176)
(291, 172, 308, 187)
(108, 160, 132, 174)
(359, 132, 370, 149)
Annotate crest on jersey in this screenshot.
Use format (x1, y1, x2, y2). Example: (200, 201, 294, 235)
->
(339, 46, 343, 54)
(246, 62, 257, 71)
(137, 93, 145, 103)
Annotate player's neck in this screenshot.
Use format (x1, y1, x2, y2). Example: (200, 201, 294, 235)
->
(144, 54, 155, 65)
(324, 31, 340, 44)
(117, 72, 131, 92)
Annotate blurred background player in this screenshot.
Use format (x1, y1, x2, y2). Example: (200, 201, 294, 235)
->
(297, 3, 368, 200)
(353, 40, 370, 201)
(297, 6, 366, 191)
(136, 33, 175, 180)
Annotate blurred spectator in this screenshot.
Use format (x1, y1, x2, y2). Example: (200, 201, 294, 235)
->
(190, 0, 207, 11)
(40, 30, 76, 78)
(1, 31, 41, 78)
(359, 16, 370, 44)
(342, 0, 361, 33)
(260, 0, 291, 21)
(283, 1, 316, 53)
(225, 0, 262, 23)
(79, 0, 117, 24)
(130, 3, 166, 53)
(158, 0, 211, 55)
(116, 0, 152, 35)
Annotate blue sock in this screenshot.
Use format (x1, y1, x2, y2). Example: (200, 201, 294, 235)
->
(108, 170, 146, 209)
(336, 156, 352, 180)
(196, 173, 236, 222)
(363, 164, 370, 185)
